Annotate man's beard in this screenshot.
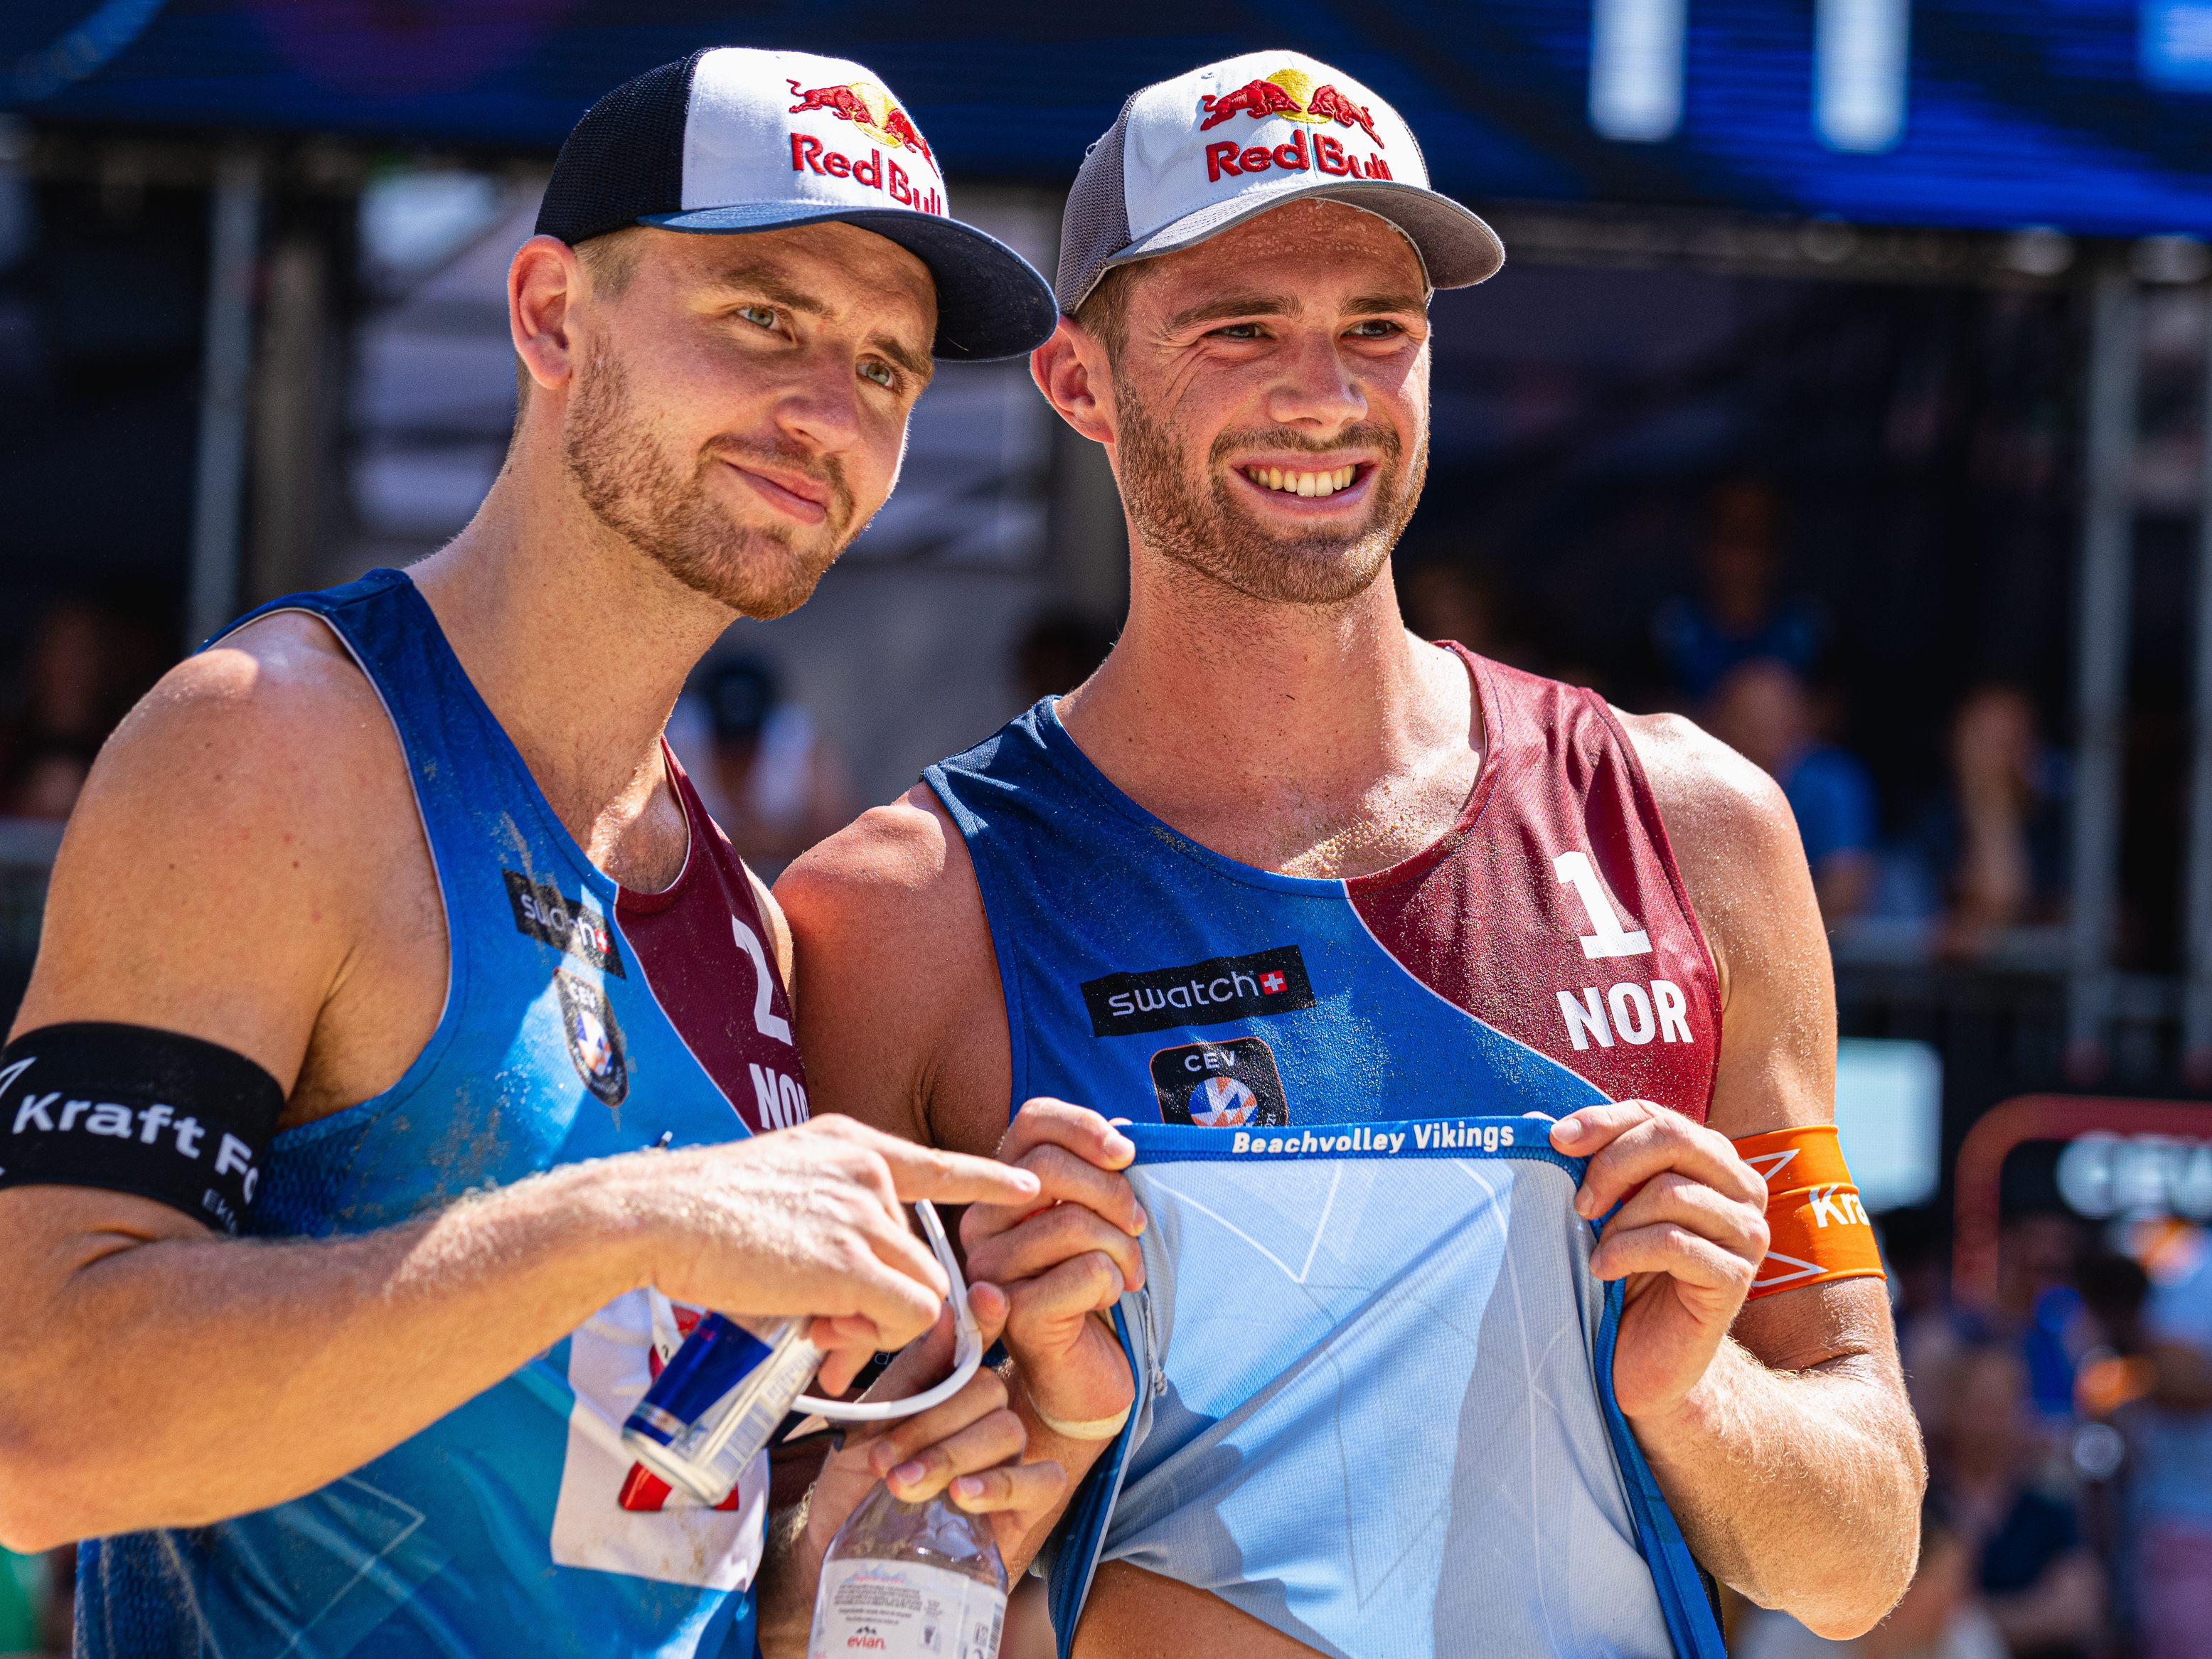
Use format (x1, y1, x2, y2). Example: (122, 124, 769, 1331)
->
(1112, 376, 1426, 607)
(562, 346, 860, 619)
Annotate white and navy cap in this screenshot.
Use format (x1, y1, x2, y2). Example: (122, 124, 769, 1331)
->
(536, 47, 1057, 361)
(1056, 50, 1505, 314)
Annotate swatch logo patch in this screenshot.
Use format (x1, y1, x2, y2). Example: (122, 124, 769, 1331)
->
(505, 870, 625, 977)
(1081, 944, 1315, 1037)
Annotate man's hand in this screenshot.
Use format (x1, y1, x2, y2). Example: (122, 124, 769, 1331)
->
(624, 1115, 1041, 1392)
(961, 1099, 1145, 1431)
(1551, 1101, 1769, 1420)
(760, 1286, 1067, 1653)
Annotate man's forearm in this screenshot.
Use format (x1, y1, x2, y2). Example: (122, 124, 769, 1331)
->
(1001, 1382, 1116, 1574)
(1630, 1337, 1925, 1638)
(0, 1164, 645, 1548)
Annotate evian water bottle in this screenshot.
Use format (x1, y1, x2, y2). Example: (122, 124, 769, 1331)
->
(807, 1478, 1006, 1659)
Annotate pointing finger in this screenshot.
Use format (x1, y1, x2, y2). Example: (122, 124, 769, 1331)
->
(872, 1138, 1043, 1207)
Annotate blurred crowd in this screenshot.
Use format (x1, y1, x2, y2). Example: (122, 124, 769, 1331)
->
(1730, 1207, 2212, 1659)
(1404, 479, 2073, 965)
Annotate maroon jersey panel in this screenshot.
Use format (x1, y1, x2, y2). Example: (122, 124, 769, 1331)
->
(616, 746, 808, 1136)
(1348, 649, 1721, 1122)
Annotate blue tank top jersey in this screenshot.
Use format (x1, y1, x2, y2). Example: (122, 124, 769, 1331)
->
(922, 657, 1728, 1659)
(75, 569, 808, 1659)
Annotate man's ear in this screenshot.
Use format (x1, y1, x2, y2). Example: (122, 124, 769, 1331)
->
(510, 234, 585, 398)
(1030, 317, 1115, 447)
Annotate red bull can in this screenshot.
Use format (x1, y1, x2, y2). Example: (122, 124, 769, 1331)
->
(622, 1312, 826, 1505)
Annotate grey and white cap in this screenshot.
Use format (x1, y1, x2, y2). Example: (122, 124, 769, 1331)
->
(1055, 50, 1505, 315)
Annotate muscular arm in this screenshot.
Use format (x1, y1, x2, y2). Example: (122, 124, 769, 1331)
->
(0, 634, 1035, 1552)
(779, 791, 1141, 1574)
(1620, 710, 1925, 1637)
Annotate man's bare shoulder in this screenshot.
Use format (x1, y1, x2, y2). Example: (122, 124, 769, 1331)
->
(1613, 710, 1833, 1136)
(14, 612, 421, 1069)
(777, 786, 1009, 1153)
(1613, 707, 1799, 867)
(68, 612, 409, 875)
(778, 785, 976, 932)
(103, 612, 395, 784)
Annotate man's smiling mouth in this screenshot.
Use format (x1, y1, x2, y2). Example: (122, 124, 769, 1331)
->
(1241, 464, 1361, 498)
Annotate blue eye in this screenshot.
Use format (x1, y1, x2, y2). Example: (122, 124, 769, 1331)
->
(859, 360, 896, 389)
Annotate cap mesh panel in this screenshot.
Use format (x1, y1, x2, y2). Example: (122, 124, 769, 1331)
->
(1054, 94, 1138, 314)
(535, 53, 698, 245)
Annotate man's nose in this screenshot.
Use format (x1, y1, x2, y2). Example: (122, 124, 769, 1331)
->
(1265, 326, 1367, 430)
(772, 353, 864, 453)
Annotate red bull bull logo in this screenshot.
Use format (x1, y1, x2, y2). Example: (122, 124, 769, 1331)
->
(787, 78, 935, 167)
(785, 77, 944, 214)
(1199, 67, 1384, 145)
(1196, 67, 1392, 186)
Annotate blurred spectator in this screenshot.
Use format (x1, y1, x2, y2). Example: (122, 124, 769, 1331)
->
(1706, 658, 1877, 921)
(1938, 686, 2069, 956)
(1873, 686, 2069, 959)
(1651, 479, 1824, 700)
(1013, 609, 1114, 705)
(1933, 1343, 2103, 1658)
(1994, 1214, 2098, 1426)
(0, 599, 161, 820)
(2130, 1227, 2212, 1659)
(666, 657, 856, 876)
(1735, 1497, 2006, 1659)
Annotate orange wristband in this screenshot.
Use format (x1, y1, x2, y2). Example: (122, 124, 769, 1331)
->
(1731, 1125, 1887, 1300)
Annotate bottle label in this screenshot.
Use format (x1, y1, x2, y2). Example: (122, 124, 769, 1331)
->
(806, 1557, 1005, 1659)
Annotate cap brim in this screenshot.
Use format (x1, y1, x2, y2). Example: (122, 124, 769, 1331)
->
(1102, 180, 1505, 297)
(642, 203, 1059, 361)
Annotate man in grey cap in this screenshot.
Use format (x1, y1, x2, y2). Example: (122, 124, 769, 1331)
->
(784, 48, 1924, 1657)
(0, 46, 1069, 1659)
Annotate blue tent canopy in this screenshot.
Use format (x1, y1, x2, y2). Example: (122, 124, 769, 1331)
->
(9, 1, 2212, 238)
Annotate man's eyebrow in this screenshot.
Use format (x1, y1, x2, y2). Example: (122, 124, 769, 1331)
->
(869, 332, 934, 386)
(703, 264, 828, 316)
(1163, 292, 1303, 334)
(1345, 292, 1428, 316)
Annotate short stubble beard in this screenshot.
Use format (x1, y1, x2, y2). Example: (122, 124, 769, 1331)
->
(1111, 368, 1427, 607)
(562, 343, 860, 619)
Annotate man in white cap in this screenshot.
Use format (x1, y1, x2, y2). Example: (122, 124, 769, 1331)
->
(0, 47, 1081, 1659)
(783, 50, 1925, 1656)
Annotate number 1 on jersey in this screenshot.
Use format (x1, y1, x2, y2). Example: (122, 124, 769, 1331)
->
(1554, 850, 1652, 959)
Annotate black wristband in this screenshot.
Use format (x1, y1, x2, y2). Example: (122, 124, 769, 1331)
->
(0, 1023, 286, 1234)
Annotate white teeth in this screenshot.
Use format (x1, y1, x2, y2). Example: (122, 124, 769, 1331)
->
(1244, 465, 1361, 496)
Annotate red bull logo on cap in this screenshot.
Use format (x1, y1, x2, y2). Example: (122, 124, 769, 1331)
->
(1197, 67, 1392, 186)
(786, 78, 945, 215)
(787, 78, 936, 166)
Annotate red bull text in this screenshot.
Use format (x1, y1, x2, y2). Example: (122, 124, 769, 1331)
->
(1203, 124, 1392, 184)
(786, 79, 942, 213)
(1196, 70, 1391, 184)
